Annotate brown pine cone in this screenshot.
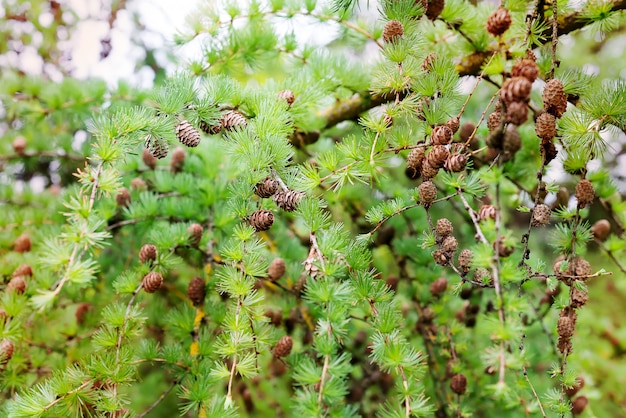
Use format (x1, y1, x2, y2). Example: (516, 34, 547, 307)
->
(248, 210, 274, 231)
(432, 249, 449, 266)
(478, 205, 496, 222)
(273, 335, 293, 358)
(557, 314, 575, 339)
(505, 101, 529, 125)
(501, 77, 532, 105)
(139, 244, 158, 263)
(444, 153, 467, 172)
(170, 147, 186, 173)
(535, 112, 557, 140)
(143, 272, 164, 293)
(187, 223, 204, 247)
(450, 373, 467, 395)
(221, 110, 248, 131)
(543, 79, 567, 118)
(459, 121, 475, 142)
(130, 178, 147, 191)
(268, 258, 286, 281)
(458, 249, 473, 273)
(142, 148, 157, 169)
(425, 0, 445, 20)
(431, 125, 453, 145)
(435, 218, 453, 238)
(145, 137, 168, 159)
(406, 148, 426, 179)
(569, 257, 591, 278)
(511, 59, 539, 82)
(502, 125, 522, 160)
(591, 219, 610, 241)
(13, 233, 32, 253)
(571, 396, 588, 416)
(445, 117, 460, 134)
(0, 340, 15, 366)
(420, 160, 440, 180)
(12, 137, 27, 155)
(430, 277, 448, 297)
(531, 204, 551, 227)
(570, 286, 588, 308)
(382, 20, 404, 43)
(441, 236, 458, 253)
(575, 179, 594, 208)
(176, 120, 201, 147)
(273, 190, 304, 212)
(494, 236, 514, 258)
(474, 268, 491, 284)
(7, 276, 26, 294)
(427, 145, 450, 169)
(199, 119, 222, 135)
(558, 336, 572, 354)
(418, 181, 437, 203)
(187, 277, 206, 307)
(487, 111, 502, 133)
(277, 89, 296, 106)
(13, 264, 33, 278)
(115, 188, 131, 208)
(254, 177, 279, 198)
(486, 8, 512, 36)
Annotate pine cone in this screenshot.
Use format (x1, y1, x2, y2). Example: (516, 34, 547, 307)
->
(575, 179, 594, 208)
(273, 190, 304, 212)
(494, 236, 514, 258)
(543, 79, 567, 118)
(487, 111, 502, 132)
(199, 119, 222, 135)
(435, 218, 453, 238)
(406, 148, 426, 180)
(382, 20, 404, 43)
(430, 277, 448, 297)
(427, 145, 450, 169)
(444, 153, 467, 172)
(557, 314, 575, 339)
(277, 89, 296, 106)
(254, 177, 279, 198)
(7, 276, 26, 294)
(176, 120, 201, 147)
(248, 210, 274, 231)
(145, 137, 168, 159)
(501, 77, 532, 105)
(474, 267, 491, 284)
(143, 272, 163, 293)
(486, 8, 512, 36)
(142, 148, 157, 169)
(268, 258, 286, 281)
(0, 340, 15, 366)
(187, 223, 204, 247)
(535, 112, 557, 140)
(558, 336, 572, 354)
(187, 277, 206, 306)
(441, 236, 458, 253)
(591, 219, 610, 241)
(445, 117, 460, 134)
(458, 249, 473, 273)
(418, 181, 437, 203)
(431, 125, 453, 145)
(139, 244, 158, 263)
(450, 373, 467, 395)
(13, 233, 32, 253)
(459, 121, 475, 142)
(273, 335, 293, 358)
(502, 125, 522, 160)
(531, 204, 551, 227)
(505, 101, 529, 125)
(571, 396, 588, 416)
(425, 0, 445, 20)
(12, 137, 26, 155)
(478, 205, 496, 222)
(115, 188, 131, 208)
(221, 110, 247, 131)
(569, 257, 591, 278)
(13, 264, 33, 278)
(130, 178, 147, 191)
(170, 147, 186, 173)
(570, 286, 588, 308)
(511, 59, 539, 82)
(432, 249, 449, 266)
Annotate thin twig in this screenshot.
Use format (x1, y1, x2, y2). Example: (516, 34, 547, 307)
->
(136, 380, 178, 418)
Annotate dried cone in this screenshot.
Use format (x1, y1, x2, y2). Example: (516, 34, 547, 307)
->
(277, 89, 296, 106)
(268, 258, 286, 281)
(7, 276, 26, 294)
(571, 396, 588, 416)
(535, 112, 557, 140)
(430, 277, 448, 297)
(139, 244, 158, 263)
(418, 181, 437, 204)
(575, 179, 594, 208)
(486, 8, 512, 36)
(187, 277, 206, 306)
(176, 120, 201, 147)
(382, 20, 404, 43)
(199, 119, 222, 135)
(143, 272, 163, 293)
(221, 110, 247, 131)
(406, 148, 425, 180)
(254, 177, 279, 198)
(506, 101, 529, 125)
(501, 77, 532, 105)
(531, 204, 551, 227)
(474, 268, 491, 284)
(425, 0, 445, 20)
(427, 145, 449, 169)
(273, 335, 293, 358)
(187, 223, 204, 247)
(450, 373, 467, 395)
(436, 218, 453, 238)
(13, 233, 32, 253)
(13, 264, 33, 278)
(431, 125, 453, 145)
(459, 121, 475, 142)
(557, 314, 575, 339)
(570, 286, 588, 308)
(591, 219, 610, 241)
(248, 210, 274, 231)
(444, 153, 467, 172)
(170, 147, 186, 173)
(478, 205, 496, 222)
(432, 249, 449, 266)
(511, 59, 539, 82)
(115, 188, 131, 208)
(420, 161, 439, 180)
(445, 117, 460, 134)
(458, 249, 473, 273)
(487, 111, 502, 133)
(12, 137, 27, 155)
(441, 236, 458, 253)
(142, 148, 157, 169)
(502, 125, 522, 160)
(145, 138, 168, 159)
(569, 257, 591, 278)
(0, 340, 15, 366)
(543, 79, 567, 118)
(273, 190, 304, 212)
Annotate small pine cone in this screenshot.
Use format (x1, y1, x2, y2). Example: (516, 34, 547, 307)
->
(0, 340, 15, 366)
(7, 276, 26, 294)
(12, 137, 27, 155)
(427, 145, 450, 169)
(418, 181, 437, 203)
(531, 204, 551, 227)
(486, 8, 512, 36)
(458, 249, 473, 273)
(432, 249, 449, 266)
(273, 335, 293, 358)
(142, 148, 157, 169)
(569, 257, 591, 278)
(115, 188, 131, 208)
(130, 177, 147, 191)
(221, 110, 247, 131)
(478, 205, 496, 222)
(541, 137, 558, 163)
(445, 117, 460, 134)
(511, 59, 539, 83)
(575, 179, 594, 208)
(570, 286, 588, 308)
(543, 79, 567, 118)
(268, 258, 286, 281)
(199, 119, 222, 135)
(571, 396, 588, 416)
(420, 160, 439, 180)
(176, 120, 201, 147)
(505, 102, 529, 126)
(444, 153, 467, 172)
(75, 302, 91, 325)
(558, 336, 572, 354)
(139, 244, 158, 263)
(170, 147, 186, 173)
(487, 111, 502, 133)
(273, 190, 304, 212)
(459, 121, 475, 142)
(187, 223, 204, 247)
(494, 236, 514, 258)
(535, 112, 557, 140)
(450, 373, 467, 395)
(502, 125, 522, 160)
(435, 218, 453, 238)
(254, 177, 279, 198)
(441, 236, 458, 253)
(501, 77, 532, 105)
(187, 277, 206, 307)
(145, 138, 169, 159)
(142, 272, 163, 293)
(591, 219, 610, 241)
(13, 233, 32, 253)
(431, 125, 453, 145)
(425, 0, 445, 20)
(13, 264, 33, 278)
(277, 89, 296, 106)
(248, 210, 274, 231)
(430, 277, 448, 297)
(474, 267, 491, 284)
(382, 20, 404, 43)
(557, 314, 575, 339)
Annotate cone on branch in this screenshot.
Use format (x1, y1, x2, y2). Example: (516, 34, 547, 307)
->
(420, 161, 439, 180)
(0, 340, 15, 366)
(13, 233, 32, 253)
(130, 178, 147, 191)
(430, 277, 448, 297)
(273, 335, 293, 358)
(221, 110, 247, 131)
(277, 89, 296, 106)
(254, 177, 279, 198)
(531, 204, 551, 227)
(187, 223, 204, 247)
(406, 148, 425, 180)
(139, 244, 158, 263)
(426, 145, 449, 169)
(459, 121, 475, 142)
(543, 79, 567, 118)
(248, 210, 274, 231)
(142, 272, 164, 293)
(170, 147, 186, 173)
(511, 58, 539, 82)
(435, 218, 453, 238)
(478, 205, 496, 222)
(444, 153, 467, 172)
(7, 276, 26, 294)
(486, 8, 512, 36)
(458, 249, 473, 273)
(535, 112, 557, 140)
(13, 264, 33, 278)
(446, 117, 460, 134)
(199, 119, 222, 135)
(382, 20, 404, 43)
(450, 373, 467, 395)
(145, 137, 168, 159)
(575, 179, 594, 208)
(425, 0, 445, 20)
(418, 181, 437, 203)
(591, 219, 610, 241)
(176, 119, 201, 147)
(142, 148, 157, 169)
(268, 258, 286, 281)
(115, 188, 131, 208)
(187, 277, 206, 307)
(273, 190, 304, 212)
(431, 125, 453, 145)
